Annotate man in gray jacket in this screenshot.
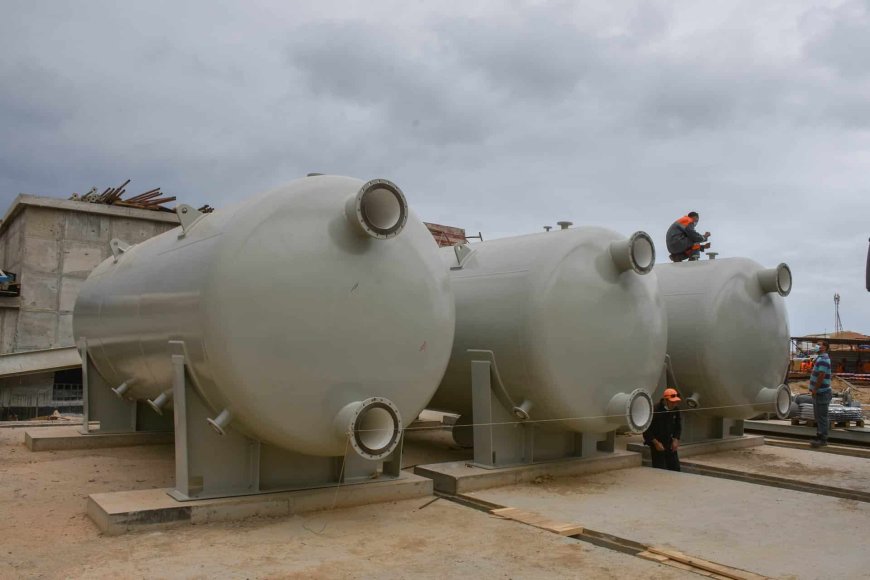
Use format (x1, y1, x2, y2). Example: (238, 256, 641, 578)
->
(666, 211, 711, 262)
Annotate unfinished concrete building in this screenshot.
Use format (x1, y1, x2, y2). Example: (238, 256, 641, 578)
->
(0, 195, 179, 419)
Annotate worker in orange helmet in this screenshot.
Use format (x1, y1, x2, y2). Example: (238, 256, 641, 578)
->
(642, 388, 683, 471)
(666, 211, 711, 262)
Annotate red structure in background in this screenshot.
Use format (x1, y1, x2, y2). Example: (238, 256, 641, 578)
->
(425, 222, 467, 247)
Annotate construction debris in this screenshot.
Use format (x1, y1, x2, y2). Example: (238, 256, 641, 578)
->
(69, 179, 181, 212)
(425, 222, 468, 247)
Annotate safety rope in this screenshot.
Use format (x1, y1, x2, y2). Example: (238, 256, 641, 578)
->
(353, 401, 785, 433)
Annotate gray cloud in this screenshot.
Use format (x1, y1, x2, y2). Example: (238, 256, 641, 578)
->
(0, 0, 868, 335)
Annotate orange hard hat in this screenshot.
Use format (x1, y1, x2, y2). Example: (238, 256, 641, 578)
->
(663, 388, 681, 402)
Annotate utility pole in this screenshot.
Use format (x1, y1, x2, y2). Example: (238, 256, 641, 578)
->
(833, 293, 843, 335)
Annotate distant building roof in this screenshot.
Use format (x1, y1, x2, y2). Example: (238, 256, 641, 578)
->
(0, 194, 179, 237)
(801, 331, 870, 340)
(792, 332, 870, 349)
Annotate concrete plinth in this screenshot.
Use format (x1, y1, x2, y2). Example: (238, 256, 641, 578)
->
(626, 434, 764, 460)
(1, 420, 95, 429)
(87, 473, 433, 536)
(25, 426, 173, 451)
(415, 450, 640, 494)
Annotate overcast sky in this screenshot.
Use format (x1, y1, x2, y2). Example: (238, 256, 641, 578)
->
(1, 0, 868, 336)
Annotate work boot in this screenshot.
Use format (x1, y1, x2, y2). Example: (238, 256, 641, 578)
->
(810, 439, 827, 448)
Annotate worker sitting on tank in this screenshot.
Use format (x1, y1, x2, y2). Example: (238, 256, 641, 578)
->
(642, 388, 683, 472)
(666, 212, 710, 262)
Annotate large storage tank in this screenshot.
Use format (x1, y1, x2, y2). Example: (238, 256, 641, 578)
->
(73, 175, 455, 461)
(656, 258, 792, 419)
(429, 227, 668, 437)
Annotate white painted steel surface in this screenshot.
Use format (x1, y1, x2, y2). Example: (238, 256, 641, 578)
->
(656, 258, 792, 419)
(73, 175, 455, 457)
(429, 227, 667, 433)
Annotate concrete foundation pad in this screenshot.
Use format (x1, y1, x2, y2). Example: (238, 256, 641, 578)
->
(626, 434, 764, 459)
(25, 426, 173, 451)
(415, 450, 640, 494)
(466, 467, 870, 579)
(87, 473, 433, 536)
(681, 444, 870, 501)
(745, 419, 870, 445)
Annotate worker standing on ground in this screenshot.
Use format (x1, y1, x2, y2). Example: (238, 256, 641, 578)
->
(809, 341, 833, 447)
(666, 211, 710, 262)
(642, 388, 682, 471)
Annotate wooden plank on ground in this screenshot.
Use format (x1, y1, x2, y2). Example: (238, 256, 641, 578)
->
(649, 547, 769, 580)
(491, 507, 584, 536)
(490, 505, 769, 579)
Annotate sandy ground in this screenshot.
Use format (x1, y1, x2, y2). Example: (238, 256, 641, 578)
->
(0, 426, 691, 580)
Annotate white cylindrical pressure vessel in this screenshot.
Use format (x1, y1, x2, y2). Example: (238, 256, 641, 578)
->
(656, 258, 793, 419)
(73, 175, 455, 459)
(429, 227, 667, 434)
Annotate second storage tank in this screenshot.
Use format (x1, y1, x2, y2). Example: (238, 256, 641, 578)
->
(429, 227, 668, 435)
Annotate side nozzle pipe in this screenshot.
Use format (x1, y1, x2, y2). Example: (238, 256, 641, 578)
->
(610, 231, 655, 275)
(607, 389, 654, 432)
(755, 384, 792, 419)
(345, 179, 408, 240)
(207, 409, 233, 436)
(334, 397, 402, 461)
(758, 263, 792, 297)
(685, 393, 701, 409)
(147, 390, 172, 415)
(111, 380, 133, 399)
(512, 399, 533, 420)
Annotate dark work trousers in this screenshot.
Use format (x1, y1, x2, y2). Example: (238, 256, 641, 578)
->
(650, 447, 681, 472)
(813, 390, 832, 441)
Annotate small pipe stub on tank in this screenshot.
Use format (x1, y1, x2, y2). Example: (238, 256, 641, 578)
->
(207, 409, 233, 436)
(557, 221, 573, 230)
(757, 263, 792, 297)
(512, 399, 533, 420)
(685, 392, 701, 409)
(609, 231, 656, 275)
(111, 380, 133, 399)
(345, 179, 408, 240)
(334, 397, 403, 461)
(147, 390, 173, 415)
(607, 389, 654, 432)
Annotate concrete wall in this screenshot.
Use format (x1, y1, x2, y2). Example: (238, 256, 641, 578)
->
(0, 204, 178, 353)
(0, 372, 54, 408)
